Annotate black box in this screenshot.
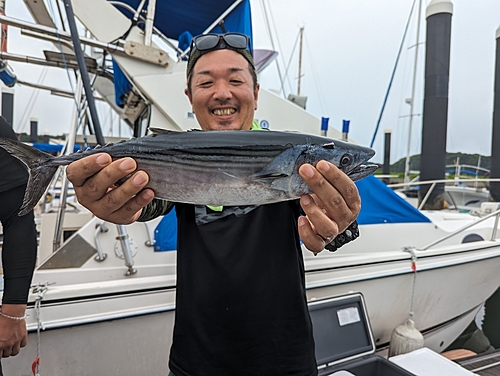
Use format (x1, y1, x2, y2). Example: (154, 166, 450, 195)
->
(309, 293, 415, 376)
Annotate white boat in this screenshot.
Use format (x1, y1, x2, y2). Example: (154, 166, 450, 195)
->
(2, 1, 500, 374)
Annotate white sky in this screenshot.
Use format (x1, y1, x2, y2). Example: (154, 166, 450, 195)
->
(3, 0, 500, 163)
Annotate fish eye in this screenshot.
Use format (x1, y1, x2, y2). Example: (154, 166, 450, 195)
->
(340, 154, 351, 167)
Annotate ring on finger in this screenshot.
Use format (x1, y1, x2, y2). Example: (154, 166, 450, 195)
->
(320, 234, 336, 244)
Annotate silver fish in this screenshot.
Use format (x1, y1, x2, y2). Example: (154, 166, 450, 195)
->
(0, 130, 377, 216)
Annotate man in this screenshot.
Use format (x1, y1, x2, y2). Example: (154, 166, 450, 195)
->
(66, 33, 361, 375)
(0, 116, 37, 370)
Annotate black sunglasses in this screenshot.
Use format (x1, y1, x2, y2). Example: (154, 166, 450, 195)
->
(191, 33, 250, 52)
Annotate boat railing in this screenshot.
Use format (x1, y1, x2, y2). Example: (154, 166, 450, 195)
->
(419, 208, 500, 251)
(388, 178, 500, 210)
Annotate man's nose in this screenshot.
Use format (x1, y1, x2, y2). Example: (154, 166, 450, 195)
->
(213, 81, 232, 100)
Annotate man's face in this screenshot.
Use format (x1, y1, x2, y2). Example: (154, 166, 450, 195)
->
(185, 49, 260, 131)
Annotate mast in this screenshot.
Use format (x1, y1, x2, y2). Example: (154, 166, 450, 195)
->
(297, 26, 304, 96)
(404, 0, 423, 184)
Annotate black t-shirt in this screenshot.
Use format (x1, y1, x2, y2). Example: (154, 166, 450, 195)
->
(169, 201, 317, 376)
(0, 116, 28, 192)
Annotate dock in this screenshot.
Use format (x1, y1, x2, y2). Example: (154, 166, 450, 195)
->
(458, 349, 500, 375)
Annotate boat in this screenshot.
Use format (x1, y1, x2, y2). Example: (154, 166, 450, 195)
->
(1, 0, 500, 374)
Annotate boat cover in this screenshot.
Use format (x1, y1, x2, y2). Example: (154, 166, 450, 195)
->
(111, 0, 253, 46)
(356, 175, 430, 225)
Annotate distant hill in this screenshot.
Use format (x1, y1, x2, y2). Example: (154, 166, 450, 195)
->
(390, 152, 490, 175)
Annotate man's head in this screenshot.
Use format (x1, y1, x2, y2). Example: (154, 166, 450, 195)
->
(185, 33, 260, 131)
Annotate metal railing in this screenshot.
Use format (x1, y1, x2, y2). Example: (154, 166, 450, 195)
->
(419, 208, 500, 251)
(388, 177, 500, 210)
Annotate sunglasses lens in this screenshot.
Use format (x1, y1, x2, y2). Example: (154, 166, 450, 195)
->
(194, 34, 220, 51)
(223, 34, 248, 49)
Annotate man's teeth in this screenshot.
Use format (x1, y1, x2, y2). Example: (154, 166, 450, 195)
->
(213, 108, 236, 116)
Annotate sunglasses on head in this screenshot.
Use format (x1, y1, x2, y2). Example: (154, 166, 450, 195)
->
(191, 32, 250, 52)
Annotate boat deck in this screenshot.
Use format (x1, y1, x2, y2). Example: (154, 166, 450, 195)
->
(458, 349, 500, 375)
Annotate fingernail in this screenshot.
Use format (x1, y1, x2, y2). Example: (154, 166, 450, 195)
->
(96, 154, 110, 166)
(318, 161, 330, 173)
(301, 195, 311, 205)
(141, 190, 154, 200)
(120, 159, 135, 171)
(298, 216, 307, 226)
(301, 164, 314, 178)
(133, 172, 147, 185)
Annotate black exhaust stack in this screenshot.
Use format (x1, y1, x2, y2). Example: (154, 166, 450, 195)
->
(490, 26, 500, 201)
(419, 0, 453, 209)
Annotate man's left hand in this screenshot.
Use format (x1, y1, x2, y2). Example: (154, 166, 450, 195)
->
(298, 161, 361, 254)
(0, 304, 28, 358)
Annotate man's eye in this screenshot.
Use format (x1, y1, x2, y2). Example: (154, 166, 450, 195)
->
(199, 81, 213, 86)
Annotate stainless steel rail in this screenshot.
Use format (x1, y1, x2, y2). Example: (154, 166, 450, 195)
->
(420, 209, 500, 251)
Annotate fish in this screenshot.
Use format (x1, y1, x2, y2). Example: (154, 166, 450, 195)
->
(0, 130, 378, 216)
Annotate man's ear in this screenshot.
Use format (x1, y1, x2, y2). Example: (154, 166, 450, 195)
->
(254, 83, 260, 110)
(184, 87, 194, 112)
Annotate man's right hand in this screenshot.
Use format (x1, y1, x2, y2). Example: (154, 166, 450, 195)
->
(66, 153, 154, 224)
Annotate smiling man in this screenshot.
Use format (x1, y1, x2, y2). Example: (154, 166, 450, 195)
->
(66, 33, 361, 376)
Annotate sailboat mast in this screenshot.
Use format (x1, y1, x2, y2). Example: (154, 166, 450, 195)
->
(297, 26, 304, 96)
(404, 0, 423, 184)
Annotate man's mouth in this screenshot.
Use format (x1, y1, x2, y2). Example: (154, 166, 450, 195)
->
(213, 108, 236, 116)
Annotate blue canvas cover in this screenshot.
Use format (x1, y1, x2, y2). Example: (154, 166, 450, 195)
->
(111, 0, 253, 44)
(355, 175, 430, 225)
(154, 207, 178, 252)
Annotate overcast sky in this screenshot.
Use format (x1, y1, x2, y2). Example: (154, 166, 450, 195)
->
(3, 0, 500, 163)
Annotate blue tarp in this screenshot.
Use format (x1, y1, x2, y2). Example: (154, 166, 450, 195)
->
(112, 60, 132, 108)
(154, 207, 178, 252)
(112, 0, 253, 44)
(32, 143, 82, 153)
(355, 175, 430, 224)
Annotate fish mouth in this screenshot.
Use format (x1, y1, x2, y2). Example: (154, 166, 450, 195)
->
(347, 164, 379, 182)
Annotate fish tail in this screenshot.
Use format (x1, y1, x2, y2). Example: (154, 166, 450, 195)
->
(0, 138, 58, 216)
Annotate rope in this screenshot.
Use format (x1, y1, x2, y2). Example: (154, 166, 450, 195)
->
(403, 246, 418, 319)
(30, 282, 53, 376)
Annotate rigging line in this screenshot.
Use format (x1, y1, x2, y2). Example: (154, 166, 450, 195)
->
(55, 0, 67, 32)
(304, 34, 328, 115)
(260, 0, 288, 97)
(47, 0, 78, 101)
(16, 67, 49, 133)
(266, 0, 294, 95)
(279, 30, 300, 97)
(369, 0, 418, 148)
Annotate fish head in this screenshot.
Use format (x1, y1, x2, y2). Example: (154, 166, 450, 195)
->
(297, 140, 377, 182)
(250, 140, 377, 199)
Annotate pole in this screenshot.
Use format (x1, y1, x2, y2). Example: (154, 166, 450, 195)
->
(297, 27, 304, 96)
(419, 0, 453, 209)
(62, 0, 104, 146)
(383, 127, 392, 184)
(490, 26, 500, 201)
(404, 0, 423, 184)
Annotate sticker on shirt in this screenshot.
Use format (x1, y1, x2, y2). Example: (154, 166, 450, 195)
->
(337, 306, 361, 326)
(194, 205, 259, 225)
